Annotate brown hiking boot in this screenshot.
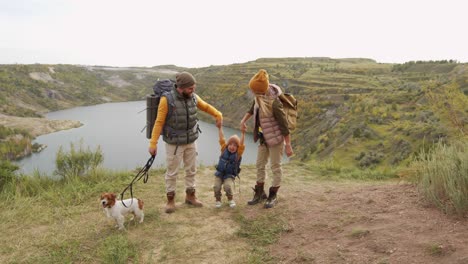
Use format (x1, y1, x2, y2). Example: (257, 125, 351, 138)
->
(185, 188, 203, 207)
(165, 191, 176, 213)
(247, 182, 267, 205)
(264, 186, 280, 209)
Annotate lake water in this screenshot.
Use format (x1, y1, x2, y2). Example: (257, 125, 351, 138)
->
(16, 101, 260, 175)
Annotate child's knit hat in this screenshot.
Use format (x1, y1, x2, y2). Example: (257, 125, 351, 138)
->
(248, 69, 269, 94)
(227, 135, 240, 147)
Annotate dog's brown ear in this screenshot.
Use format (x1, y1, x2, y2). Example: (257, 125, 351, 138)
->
(110, 193, 117, 199)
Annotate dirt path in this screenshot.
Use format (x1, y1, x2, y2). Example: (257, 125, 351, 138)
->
(268, 166, 468, 264)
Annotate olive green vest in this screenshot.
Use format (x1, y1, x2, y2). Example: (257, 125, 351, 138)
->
(162, 88, 199, 145)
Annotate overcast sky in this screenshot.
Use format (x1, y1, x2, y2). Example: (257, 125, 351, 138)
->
(1, 0, 466, 68)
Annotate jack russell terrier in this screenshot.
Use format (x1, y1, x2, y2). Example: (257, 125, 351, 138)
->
(100, 192, 144, 230)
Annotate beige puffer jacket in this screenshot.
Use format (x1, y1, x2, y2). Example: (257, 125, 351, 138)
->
(254, 84, 284, 147)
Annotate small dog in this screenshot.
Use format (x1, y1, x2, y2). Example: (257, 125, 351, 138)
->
(100, 192, 144, 230)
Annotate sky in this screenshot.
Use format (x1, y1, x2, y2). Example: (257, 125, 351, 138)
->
(1, 0, 467, 68)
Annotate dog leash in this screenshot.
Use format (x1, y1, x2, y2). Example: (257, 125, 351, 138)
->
(120, 155, 155, 207)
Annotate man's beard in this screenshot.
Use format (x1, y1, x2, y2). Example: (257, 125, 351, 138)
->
(182, 92, 192, 99)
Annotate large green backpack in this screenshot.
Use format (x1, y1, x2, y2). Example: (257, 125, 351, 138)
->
(145, 79, 175, 139)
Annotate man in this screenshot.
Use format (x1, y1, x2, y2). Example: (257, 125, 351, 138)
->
(240, 69, 294, 208)
(148, 72, 223, 213)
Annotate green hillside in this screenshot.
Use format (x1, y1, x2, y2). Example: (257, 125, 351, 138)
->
(0, 58, 466, 171)
(0, 64, 188, 116)
(192, 58, 467, 172)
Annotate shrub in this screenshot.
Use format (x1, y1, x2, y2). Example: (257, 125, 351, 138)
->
(55, 141, 104, 179)
(0, 160, 19, 192)
(357, 151, 384, 168)
(411, 140, 468, 215)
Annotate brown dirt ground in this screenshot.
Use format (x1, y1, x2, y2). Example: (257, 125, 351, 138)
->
(262, 166, 468, 264)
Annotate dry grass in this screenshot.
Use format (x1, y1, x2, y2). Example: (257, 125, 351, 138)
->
(0, 165, 276, 263)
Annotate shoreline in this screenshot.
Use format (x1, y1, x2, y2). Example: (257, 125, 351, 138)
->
(0, 113, 83, 138)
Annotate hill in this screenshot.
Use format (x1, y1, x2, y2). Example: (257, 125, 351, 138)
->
(190, 58, 467, 172)
(0, 58, 467, 171)
(0, 64, 185, 116)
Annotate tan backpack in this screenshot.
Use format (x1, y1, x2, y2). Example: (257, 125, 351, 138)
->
(279, 93, 298, 131)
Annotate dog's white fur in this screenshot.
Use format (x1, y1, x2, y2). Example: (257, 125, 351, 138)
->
(100, 192, 144, 230)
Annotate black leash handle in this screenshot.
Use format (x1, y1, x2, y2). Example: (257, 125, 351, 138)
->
(120, 155, 155, 207)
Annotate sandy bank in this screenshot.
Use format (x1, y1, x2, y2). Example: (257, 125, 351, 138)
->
(0, 114, 82, 137)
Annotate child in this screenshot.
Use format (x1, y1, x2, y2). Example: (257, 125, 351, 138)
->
(213, 126, 245, 208)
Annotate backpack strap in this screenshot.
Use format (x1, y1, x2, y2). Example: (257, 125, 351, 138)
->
(163, 91, 176, 120)
(236, 156, 242, 176)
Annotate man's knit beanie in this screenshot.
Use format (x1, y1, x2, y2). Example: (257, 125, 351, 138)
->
(227, 135, 241, 147)
(248, 69, 269, 94)
(176, 72, 196, 89)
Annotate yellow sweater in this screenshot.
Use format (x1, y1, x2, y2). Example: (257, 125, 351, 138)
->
(149, 95, 223, 149)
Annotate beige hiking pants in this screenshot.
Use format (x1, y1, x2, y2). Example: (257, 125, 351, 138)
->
(164, 142, 197, 193)
(213, 177, 234, 198)
(256, 143, 284, 187)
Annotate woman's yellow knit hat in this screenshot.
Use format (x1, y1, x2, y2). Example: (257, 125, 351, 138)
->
(249, 69, 269, 94)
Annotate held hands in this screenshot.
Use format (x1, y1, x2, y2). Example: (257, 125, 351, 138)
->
(216, 118, 223, 128)
(240, 124, 247, 133)
(240, 121, 247, 132)
(239, 113, 252, 133)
